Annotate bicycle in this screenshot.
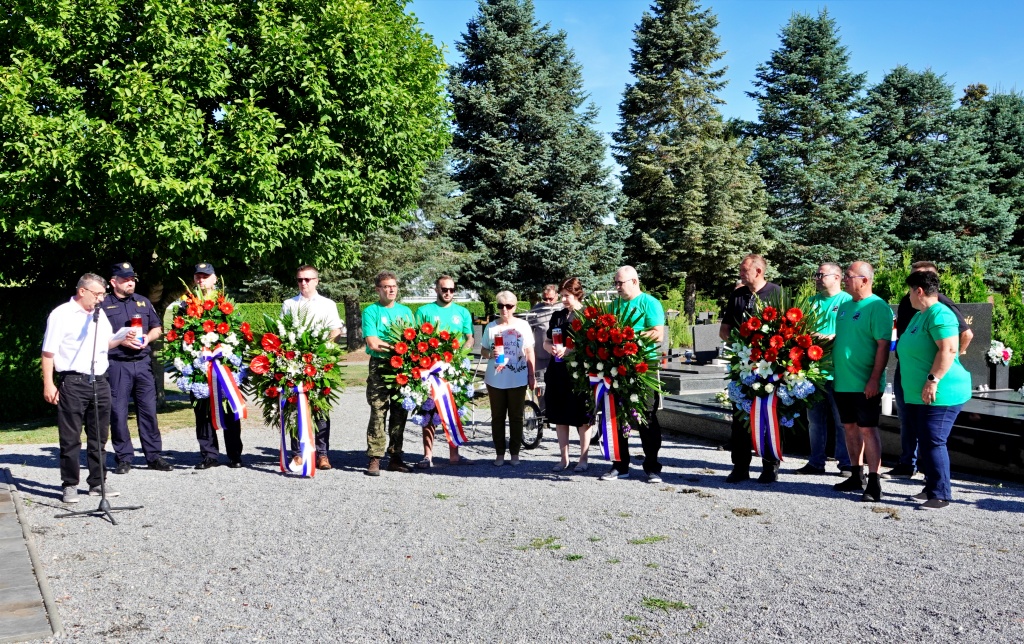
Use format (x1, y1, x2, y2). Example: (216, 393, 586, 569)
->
(468, 357, 546, 450)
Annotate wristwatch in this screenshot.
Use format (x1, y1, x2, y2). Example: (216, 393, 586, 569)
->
(927, 373, 940, 383)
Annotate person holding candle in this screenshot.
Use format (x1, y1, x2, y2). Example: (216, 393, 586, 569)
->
(543, 277, 592, 472)
(480, 291, 536, 466)
(101, 262, 172, 474)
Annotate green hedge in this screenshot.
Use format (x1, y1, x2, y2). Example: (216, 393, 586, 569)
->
(0, 287, 67, 422)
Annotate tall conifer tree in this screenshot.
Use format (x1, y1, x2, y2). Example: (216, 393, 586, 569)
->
(449, 0, 622, 295)
(748, 10, 894, 278)
(865, 67, 1015, 281)
(613, 0, 768, 312)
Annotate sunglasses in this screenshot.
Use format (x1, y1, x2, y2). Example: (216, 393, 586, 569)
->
(498, 304, 516, 310)
(297, 277, 317, 283)
(813, 273, 838, 279)
(439, 287, 456, 293)
(613, 279, 633, 287)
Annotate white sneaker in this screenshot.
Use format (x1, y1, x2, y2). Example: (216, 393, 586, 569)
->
(62, 486, 79, 504)
(646, 472, 663, 484)
(599, 468, 629, 481)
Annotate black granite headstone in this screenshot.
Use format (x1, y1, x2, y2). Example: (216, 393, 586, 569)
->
(691, 323, 723, 364)
(885, 302, 993, 391)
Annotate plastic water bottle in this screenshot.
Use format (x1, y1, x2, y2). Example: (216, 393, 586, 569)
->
(890, 326, 897, 352)
(881, 382, 894, 416)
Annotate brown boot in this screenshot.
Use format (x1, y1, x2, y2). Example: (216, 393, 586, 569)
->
(366, 457, 381, 476)
(386, 458, 412, 473)
(317, 454, 332, 470)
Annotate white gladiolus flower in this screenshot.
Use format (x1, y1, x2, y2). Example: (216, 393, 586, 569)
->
(765, 383, 775, 393)
(753, 382, 762, 390)
(761, 325, 770, 333)
(570, 361, 578, 368)
(612, 381, 619, 388)
(173, 358, 184, 370)
(596, 362, 604, 371)
(225, 332, 238, 345)
(630, 394, 639, 402)
(201, 332, 218, 347)
(611, 367, 618, 377)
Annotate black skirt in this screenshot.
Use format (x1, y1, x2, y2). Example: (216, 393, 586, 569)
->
(543, 359, 591, 427)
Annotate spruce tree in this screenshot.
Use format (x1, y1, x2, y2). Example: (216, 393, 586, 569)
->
(748, 10, 895, 279)
(613, 0, 768, 314)
(449, 0, 622, 296)
(865, 67, 1015, 281)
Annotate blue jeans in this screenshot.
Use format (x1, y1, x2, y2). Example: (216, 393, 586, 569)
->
(902, 403, 963, 501)
(807, 381, 850, 469)
(894, 367, 916, 468)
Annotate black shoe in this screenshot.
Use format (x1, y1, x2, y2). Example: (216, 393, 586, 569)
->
(881, 464, 915, 479)
(908, 490, 928, 501)
(757, 463, 779, 484)
(838, 466, 855, 478)
(113, 461, 131, 475)
(861, 473, 882, 502)
(793, 463, 826, 475)
(725, 468, 750, 484)
(228, 459, 244, 469)
(919, 498, 949, 509)
(147, 457, 173, 472)
(834, 475, 864, 492)
(194, 457, 221, 470)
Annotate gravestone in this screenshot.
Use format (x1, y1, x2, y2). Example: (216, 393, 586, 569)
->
(885, 302, 994, 390)
(690, 323, 723, 364)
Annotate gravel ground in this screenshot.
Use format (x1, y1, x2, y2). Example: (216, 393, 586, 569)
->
(3, 389, 1024, 643)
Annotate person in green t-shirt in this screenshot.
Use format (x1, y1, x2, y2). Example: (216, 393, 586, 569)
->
(832, 261, 893, 502)
(895, 270, 971, 509)
(413, 275, 475, 469)
(598, 266, 666, 484)
(361, 270, 414, 476)
(794, 262, 854, 476)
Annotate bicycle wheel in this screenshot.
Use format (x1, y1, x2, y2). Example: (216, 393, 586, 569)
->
(521, 400, 543, 449)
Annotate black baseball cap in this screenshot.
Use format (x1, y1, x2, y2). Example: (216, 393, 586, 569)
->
(111, 262, 137, 279)
(194, 262, 216, 275)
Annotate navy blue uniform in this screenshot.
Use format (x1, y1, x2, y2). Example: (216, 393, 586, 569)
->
(101, 292, 164, 464)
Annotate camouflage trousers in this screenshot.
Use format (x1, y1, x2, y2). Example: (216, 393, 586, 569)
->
(366, 358, 407, 459)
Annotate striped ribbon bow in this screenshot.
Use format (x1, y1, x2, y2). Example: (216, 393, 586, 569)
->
(200, 345, 247, 431)
(750, 374, 784, 462)
(589, 373, 623, 461)
(279, 383, 317, 478)
(421, 362, 467, 448)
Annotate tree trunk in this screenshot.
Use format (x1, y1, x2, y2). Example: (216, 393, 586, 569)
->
(684, 280, 697, 325)
(344, 294, 364, 351)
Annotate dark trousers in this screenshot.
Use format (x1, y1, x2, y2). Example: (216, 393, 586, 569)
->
(108, 358, 163, 463)
(57, 374, 111, 488)
(904, 403, 963, 501)
(192, 396, 242, 461)
(613, 393, 663, 474)
(894, 365, 916, 468)
(366, 358, 407, 459)
(487, 385, 527, 457)
(731, 408, 779, 470)
(291, 418, 330, 455)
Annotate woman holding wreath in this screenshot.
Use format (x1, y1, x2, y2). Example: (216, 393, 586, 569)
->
(896, 270, 972, 509)
(543, 277, 593, 472)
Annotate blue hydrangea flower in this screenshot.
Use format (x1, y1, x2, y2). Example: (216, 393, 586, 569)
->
(727, 381, 748, 404)
(741, 372, 758, 386)
(181, 365, 193, 377)
(739, 399, 752, 414)
(422, 398, 436, 411)
(790, 380, 816, 400)
(190, 383, 210, 399)
(776, 388, 794, 407)
(432, 413, 441, 426)
(458, 407, 469, 419)
(228, 354, 242, 367)
(402, 397, 417, 411)
(779, 416, 794, 428)
(465, 385, 475, 399)
(175, 377, 190, 392)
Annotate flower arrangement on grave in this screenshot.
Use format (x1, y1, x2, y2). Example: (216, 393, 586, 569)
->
(987, 340, 1014, 367)
(245, 311, 345, 477)
(164, 281, 251, 427)
(722, 295, 831, 461)
(565, 298, 661, 461)
(382, 321, 474, 448)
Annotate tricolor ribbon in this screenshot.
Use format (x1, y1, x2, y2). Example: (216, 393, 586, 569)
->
(279, 383, 317, 478)
(201, 345, 247, 431)
(421, 362, 467, 448)
(589, 374, 622, 461)
(750, 374, 784, 462)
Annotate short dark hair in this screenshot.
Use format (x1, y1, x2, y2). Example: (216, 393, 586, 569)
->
(911, 261, 939, 274)
(906, 269, 940, 296)
(435, 275, 454, 287)
(375, 270, 398, 287)
(296, 265, 319, 276)
(558, 277, 584, 301)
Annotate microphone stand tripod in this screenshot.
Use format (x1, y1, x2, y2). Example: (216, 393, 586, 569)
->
(56, 306, 143, 525)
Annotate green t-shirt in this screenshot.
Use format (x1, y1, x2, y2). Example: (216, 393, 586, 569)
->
(809, 290, 853, 336)
(896, 303, 972, 406)
(833, 294, 893, 393)
(362, 301, 414, 359)
(415, 302, 473, 338)
(612, 292, 665, 359)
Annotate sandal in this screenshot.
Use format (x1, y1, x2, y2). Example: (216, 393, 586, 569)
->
(574, 462, 589, 472)
(552, 462, 570, 472)
(414, 459, 433, 469)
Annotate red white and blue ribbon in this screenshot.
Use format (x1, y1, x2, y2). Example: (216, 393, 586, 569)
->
(589, 373, 622, 461)
(750, 375, 784, 462)
(421, 362, 467, 448)
(279, 383, 317, 478)
(201, 345, 247, 431)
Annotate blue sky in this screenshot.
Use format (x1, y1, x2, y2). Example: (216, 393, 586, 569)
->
(407, 0, 1024, 143)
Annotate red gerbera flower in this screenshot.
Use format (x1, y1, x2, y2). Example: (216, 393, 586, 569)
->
(583, 307, 598, 319)
(216, 322, 230, 334)
(394, 341, 408, 355)
(429, 337, 440, 349)
(635, 362, 649, 374)
(789, 347, 805, 362)
(395, 374, 409, 386)
(565, 336, 575, 349)
(403, 328, 416, 341)
(202, 320, 216, 333)
(796, 335, 813, 349)
(597, 347, 610, 360)
(738, 325, 752, 338)
(439, 330, 451, 341)
(769, 335, 785, 349)
(570, 318, 583, 331)
(807, 345, 823, 361)
(304, 364, 317, 377)
(419, 356, 432, 368)
(420, 322, 434, 335)
(186, 304, 200, 318)
(390, 356, 404, 369)
(165, 330, 178, 342)
(745, 317, 762, 331)
(764, 349, 778, 362)
(417, 341, 429, 354)
(610, 329, 623, 343)
(443, 351, 453, 362)
(623, 342, 638, 356)
(202, 299, 215, 311)
(762, 306, 778, 322)
(613, 346, 625, 357)
(452, 339, 460, 350)
(623, 327, 635, 340)
(596, 328, 610, 343)
(411, 368, 421, 379)
(219, 302, 234, 315)
(183, 330, 195, 344)
(586, 328, 598, 341)
(173, 316, 185, 329)
(785, 308, 803, 323)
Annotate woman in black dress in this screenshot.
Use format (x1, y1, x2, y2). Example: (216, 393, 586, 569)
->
(544, 277, 593, 472)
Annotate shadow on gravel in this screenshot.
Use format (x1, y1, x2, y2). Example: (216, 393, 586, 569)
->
(0, 446, 61, 470)
(972, 497, 1024, 513)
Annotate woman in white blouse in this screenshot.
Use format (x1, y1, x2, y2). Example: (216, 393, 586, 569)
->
(481, 291, 536, 466)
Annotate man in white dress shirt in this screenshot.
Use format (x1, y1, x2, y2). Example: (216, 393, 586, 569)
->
(42, 273, 134, 504)
(281, 265, 344, 469)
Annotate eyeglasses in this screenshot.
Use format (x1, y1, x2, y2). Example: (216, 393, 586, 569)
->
(497, 304, 516, 310)
(814, 273, 839, 279)
(85, 288, 106, 298)
(297, 277, 318, 283)
(439, 287, 456, 293)
(543, 297, 557, 303)
(613, 279, 634, 287)
(843, 275, 866, 280)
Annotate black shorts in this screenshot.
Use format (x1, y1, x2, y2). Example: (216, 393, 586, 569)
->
(834, 391, 882, 428)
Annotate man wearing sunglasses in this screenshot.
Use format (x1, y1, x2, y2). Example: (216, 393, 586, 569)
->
(281, 265, 344, 470)
(414, 275, 475, 468)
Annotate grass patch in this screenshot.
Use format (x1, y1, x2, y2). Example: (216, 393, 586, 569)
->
(433, 492, 450, 500)
(0, 398, 197, 445)
(628, 535, 669, 545)
(871, 506, 901, 520)
(623, 615, 641, 623)
(556, 515, 567, 521)
(731, 507, 762, 517)
(607, 558, 622, 564)
(641, 597, 691, 612)
(588, 536, 602, 542)
(565, 553, 584, 561)
(645, 563, 659, 569)
(515, 536, 561, 551)
(617, 511, 632, 518)
(679, 488, 715, 498)
(336, 363, 369, 388)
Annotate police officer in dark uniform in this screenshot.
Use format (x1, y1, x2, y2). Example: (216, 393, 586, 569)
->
(102, 262, 173, 473)
(189, 262, 244, 469)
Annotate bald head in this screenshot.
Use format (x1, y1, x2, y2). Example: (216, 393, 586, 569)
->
(614, 266, 641, 299)
(844, 261, 875, 300)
